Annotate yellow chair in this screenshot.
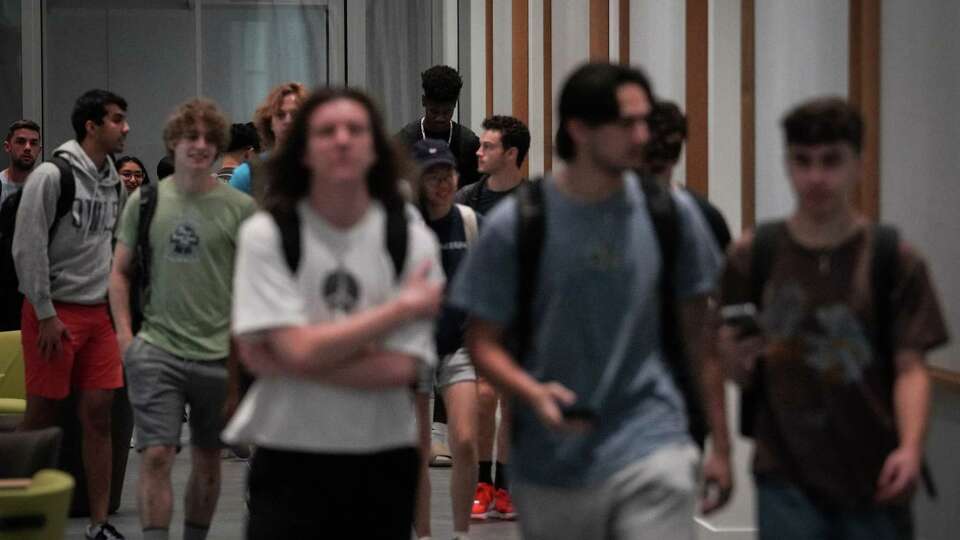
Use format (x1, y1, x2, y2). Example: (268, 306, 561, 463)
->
(0, 469, 74, 540)
(0, 331, 25, 415)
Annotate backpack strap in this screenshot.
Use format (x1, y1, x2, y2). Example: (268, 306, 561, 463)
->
(869, 224, 938, 496)
(457, 204, 479, 246)
(871, 224, 898, 369)
(639, 176, 709, 447)
(49, 156, 75, 241)
(739, 220, 785, 437)
(272, 203, 409, 281)
(515, 177, 545, 361)
(136, 184, 159, 286)
(384, 205, 409, 281)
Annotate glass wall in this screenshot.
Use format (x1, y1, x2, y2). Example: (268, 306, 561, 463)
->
(0, 0, 22, 131)
(44, 0, 333, 170)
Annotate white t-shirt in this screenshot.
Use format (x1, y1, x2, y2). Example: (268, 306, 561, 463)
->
(222, 199, 443, 453)
(0, 170, 24, 207)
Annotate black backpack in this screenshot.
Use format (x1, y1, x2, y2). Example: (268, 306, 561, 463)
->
(0, 156, 78, 331)
(515, 175, 709, 448)
(743, 220, 936, 495)
(129, 181, 160, 334)
(270, 202, 409, 278)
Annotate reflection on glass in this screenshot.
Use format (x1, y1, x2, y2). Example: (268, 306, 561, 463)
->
(201, 4, 329, 126)
(0, 0, 22, 127)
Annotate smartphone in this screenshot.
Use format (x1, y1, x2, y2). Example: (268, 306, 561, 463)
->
(561, 406, 599, 423)
(720, 303, 762, 337)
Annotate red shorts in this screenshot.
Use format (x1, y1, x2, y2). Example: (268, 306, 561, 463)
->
(22, 300, 123, 399)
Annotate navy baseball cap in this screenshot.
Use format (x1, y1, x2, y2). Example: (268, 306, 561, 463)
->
(412, 139, 457, 170)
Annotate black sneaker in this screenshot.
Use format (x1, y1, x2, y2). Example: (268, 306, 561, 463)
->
(86, 522, 125, 539)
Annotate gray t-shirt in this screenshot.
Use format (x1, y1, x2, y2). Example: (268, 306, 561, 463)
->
(449, 173, 722, 487)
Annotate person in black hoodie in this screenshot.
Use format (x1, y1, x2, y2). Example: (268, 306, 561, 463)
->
(396, 65, 481, 188)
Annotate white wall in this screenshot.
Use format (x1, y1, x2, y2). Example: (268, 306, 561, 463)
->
(881, 0, 960, 375)
(629, 0, 687, 183)
(527, 0, 546, 177)
(708, 0, 741, 235)
(754, 0, 848, 222)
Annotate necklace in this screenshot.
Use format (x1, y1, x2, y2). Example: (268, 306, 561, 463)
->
(421, 117, 453, 146)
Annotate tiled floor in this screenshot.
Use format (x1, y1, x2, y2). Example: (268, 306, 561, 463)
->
(65, 450, 521, 540)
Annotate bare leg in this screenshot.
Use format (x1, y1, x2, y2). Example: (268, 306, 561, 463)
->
(496, 398, 512, 467)
(476, 378, 498, 464)
(443, 381, 479, 534)
(184, 447, 222, 527)
(18, 394, 60, 430)
(78, 389, 114, 526)
(139, 445, 177, 529)
(413, 393, 432, 539)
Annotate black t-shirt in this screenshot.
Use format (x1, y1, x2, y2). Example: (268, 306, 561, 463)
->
(686, 189, 732, 250)
(455, 176, 524, 216)
(427, 206, 481, 355)
(396, 120, 482, 187)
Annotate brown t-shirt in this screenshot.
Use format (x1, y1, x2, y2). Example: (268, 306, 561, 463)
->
(721, 223, 948, 507)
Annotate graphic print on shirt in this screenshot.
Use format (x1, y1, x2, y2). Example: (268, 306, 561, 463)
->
(764, 280, 873, 385)
(71, 197, 120, 234)
(166, 214, 202, 263)
(322, 268, 361, 314)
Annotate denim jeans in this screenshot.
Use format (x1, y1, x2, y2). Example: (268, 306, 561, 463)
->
(757, 477, 913, 540)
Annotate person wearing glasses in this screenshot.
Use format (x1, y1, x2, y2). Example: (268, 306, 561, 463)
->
(116, 155, 150, 193)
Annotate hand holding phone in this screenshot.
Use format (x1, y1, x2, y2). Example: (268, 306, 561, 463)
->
(719, 303, 762, 338)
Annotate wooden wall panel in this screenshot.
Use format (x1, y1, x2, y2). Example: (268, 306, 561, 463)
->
(741, 0, 755, 230)
(589, 0, 609, 61)
(686, 0, 709, 197)
(849, 0, 881, 220)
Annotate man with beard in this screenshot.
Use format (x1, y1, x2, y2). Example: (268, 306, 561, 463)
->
(1, 120, 42, 205)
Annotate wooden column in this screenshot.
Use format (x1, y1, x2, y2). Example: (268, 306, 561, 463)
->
(849, 0, 881, 220)
(685, 0, 709, 197)
(589, 0, 609, 61)
(619, 0, 630, 65)
(512, 0, 529, 177)
(741, 0, 756, 230)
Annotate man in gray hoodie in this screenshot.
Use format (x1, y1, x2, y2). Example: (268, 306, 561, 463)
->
(14, 89, 129, 540)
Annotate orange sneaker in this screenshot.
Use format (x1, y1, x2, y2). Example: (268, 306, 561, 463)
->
(471, 482, 495, 520)
(493, 487, 517, 520)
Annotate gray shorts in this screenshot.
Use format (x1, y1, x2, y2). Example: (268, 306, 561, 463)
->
(124, 337, 228, 451)
(417, 347, 477, 393)
(513, 442, 701, 540)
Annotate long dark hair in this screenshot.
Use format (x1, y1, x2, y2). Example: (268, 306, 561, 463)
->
(116, 155, 151, 185)
(264, 87, 404, 215)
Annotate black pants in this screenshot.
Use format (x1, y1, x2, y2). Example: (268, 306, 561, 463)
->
(246, 445, 419, 539)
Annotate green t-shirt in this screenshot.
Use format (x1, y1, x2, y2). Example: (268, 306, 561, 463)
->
(117, 180, 256, 359)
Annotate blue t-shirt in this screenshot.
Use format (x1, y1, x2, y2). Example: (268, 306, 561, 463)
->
(449, 173, 722, 487)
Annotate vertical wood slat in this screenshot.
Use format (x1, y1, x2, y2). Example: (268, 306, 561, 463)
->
(544, 0, 553, 171)
(849, 0, 881, 220)
(741, 0, 756, 231)
(619, 0, 630, 65)
(512, 0, 529, 177)
(485, 0, 494, 117)
(589, 0, 609, 61)
(685, 0, 709, 197)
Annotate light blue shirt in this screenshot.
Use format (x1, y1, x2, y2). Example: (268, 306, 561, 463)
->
(449, 173, 722, 487)
(228, 162, 252, 194)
